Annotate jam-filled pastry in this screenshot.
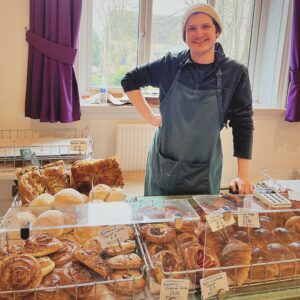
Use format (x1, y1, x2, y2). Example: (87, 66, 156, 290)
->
(267, 243, 297, 277)
(108, 270, 146, 296)
(147, 243, 177, 257)
(72, 249, 107, 278)
(107, 253, 143, 270)
(184, 244, 220, 283)
(49, 239, 77, 268)
(22, 233, 63, 257)
(0, 254, 42, 299)
(145, 224, 176, 244)
(60, 261, 94, 298)
(249, 247, 277, 281)
(151, 250, 184, 283)
(220, 238, 251, 286)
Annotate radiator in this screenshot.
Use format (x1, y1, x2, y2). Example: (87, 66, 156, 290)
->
(116, 123, 236, 188)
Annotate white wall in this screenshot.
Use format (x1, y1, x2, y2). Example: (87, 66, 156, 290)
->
(0, 0, 299, 187)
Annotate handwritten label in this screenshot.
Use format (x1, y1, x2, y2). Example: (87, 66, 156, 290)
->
(160, 279, 189, 300)
(200, 272, 229, 299)
(69, 139, 88, 152)
(237, 208, 260, 228)
(206, 211, 235, 232)
(99, 225, 129, 249)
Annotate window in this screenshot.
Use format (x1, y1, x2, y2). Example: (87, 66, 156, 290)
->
(78, 0, 292, 108)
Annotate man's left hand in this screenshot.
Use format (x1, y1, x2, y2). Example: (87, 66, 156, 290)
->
(229, 177, 254, 194)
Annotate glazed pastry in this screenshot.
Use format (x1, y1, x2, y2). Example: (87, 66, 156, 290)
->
(83, 236, 103, 254)
(36, 269, 72, 300)
(36, 256, 55, 277)
(22, 233, 63, 257)
(147, 243, 177, 257)
(49, 239, 77, 268)
(250, 228, 275, 249)
(176, 233, 199, 247)
(285, 216, 300, 234)
(105, 240, 136, 257)
(288, 242, 300, 274)
(184, 244, 220, 283)
(151, 250, 184, 283)
(72, 249, 107, 278)
(267, 243, 297, 277)
(221, 238, 251, 286)
(145, 224, 176, 244)
(0, 254, 42, 298)
(60, 261, 94, 298)
(248, 247, 277, 281)
(273, 227, 300, 245)
(107, 253, 143, 270)
(108, 270, 146, 296)
(139, 224, 151, 240)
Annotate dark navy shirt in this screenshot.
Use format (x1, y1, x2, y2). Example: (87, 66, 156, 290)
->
(121, 47, 254, 159)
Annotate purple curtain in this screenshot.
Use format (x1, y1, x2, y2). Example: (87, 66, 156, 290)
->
(285, 0, 300, 122)
(25, 0, 82, 123)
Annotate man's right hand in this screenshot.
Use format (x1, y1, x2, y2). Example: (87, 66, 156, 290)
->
(147, 114, 162, 126)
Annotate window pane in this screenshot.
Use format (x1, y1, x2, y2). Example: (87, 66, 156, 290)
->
(92, 0, 139, 87)
(215, 0, 255, 65)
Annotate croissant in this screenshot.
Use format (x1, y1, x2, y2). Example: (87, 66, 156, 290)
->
(273, 211, 295, 227)
(273, 227, 300, 245)
(285, 216, 300, 234)
(220, 238, 251, 285)
(248, 247, 277, 281)
(250, 228, 275, 249)
(288, 242, 300, 274)
(258, 215, 277, 231)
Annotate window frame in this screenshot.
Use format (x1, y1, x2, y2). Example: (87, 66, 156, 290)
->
(78, 0, 292, 109)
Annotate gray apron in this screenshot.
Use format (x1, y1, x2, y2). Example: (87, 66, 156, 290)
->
(145, 68, 224, 196)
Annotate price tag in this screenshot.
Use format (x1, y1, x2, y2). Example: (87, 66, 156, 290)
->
(206, 210, 235, 232)
(69, 139, 88, 152)
(200, 272, 229, 300)
(237, 208, 260, 228)
(160, 279, 189, 300)
(99, 225, 129, 249)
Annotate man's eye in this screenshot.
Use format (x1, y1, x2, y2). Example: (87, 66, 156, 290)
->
(188, 27, 196, 31)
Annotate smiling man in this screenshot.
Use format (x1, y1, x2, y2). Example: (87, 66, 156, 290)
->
(121, 3, 254, 196)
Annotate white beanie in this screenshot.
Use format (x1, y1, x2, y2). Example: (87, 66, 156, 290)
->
(182, 3, 222, 41)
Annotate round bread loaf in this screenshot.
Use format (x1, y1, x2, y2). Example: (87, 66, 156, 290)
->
(54, 188, 87, 208)
(32, 210, 64, 237)
(29, 193, 54, 215)
(105, 187, 125, 202)
(89, 184, 111, 201)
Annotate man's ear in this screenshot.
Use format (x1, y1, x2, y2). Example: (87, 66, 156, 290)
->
(216, 32, 220, 39)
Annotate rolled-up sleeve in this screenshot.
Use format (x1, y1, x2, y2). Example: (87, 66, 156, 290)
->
(228, 67, 254, 159)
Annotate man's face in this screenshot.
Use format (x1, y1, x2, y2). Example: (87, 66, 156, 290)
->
(185, 13, 220, 61)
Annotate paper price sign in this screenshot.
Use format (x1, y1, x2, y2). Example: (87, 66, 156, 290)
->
(69, 139, 88, 152)
(160, 279, 189, 300)
(237, 209, 260, 228)
(206, 211, 235, 232)
(200, 272, 229, 299)
(99, 225, 129, 249)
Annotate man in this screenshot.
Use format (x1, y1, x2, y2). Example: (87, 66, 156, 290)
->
(121, 3, 254, 196)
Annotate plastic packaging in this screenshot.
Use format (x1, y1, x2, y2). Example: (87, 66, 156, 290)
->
(99, 86, 108, 104)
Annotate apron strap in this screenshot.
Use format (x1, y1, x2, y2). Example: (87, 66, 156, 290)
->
(216, 69, 224, 129)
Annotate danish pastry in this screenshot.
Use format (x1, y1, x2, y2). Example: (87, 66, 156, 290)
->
(151, 250, 184, 283)
(22, 233, 63, 257)
(72, 249, 107, 278)
(107, 253, 143, 270)
(147, 243, 177, 257)
(60, 261, 94, 298)
(49, 239, 77, 268)
(145, 224, 176, 244)
(0, 254, 42, 298)
(108, 270, 146, 296)
(220, 238, 251, 285)
(36, 256, 55, 277)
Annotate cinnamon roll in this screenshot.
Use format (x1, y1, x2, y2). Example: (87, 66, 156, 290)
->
(0, 254, 42, 298)
(108, 270, 146, 296)
(60, 261, 94, 298)
(72, 249, 107, 278)
(49, 239, 77, 268)
(36, 256, 55, 277)
(22, 233, 63, 257)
